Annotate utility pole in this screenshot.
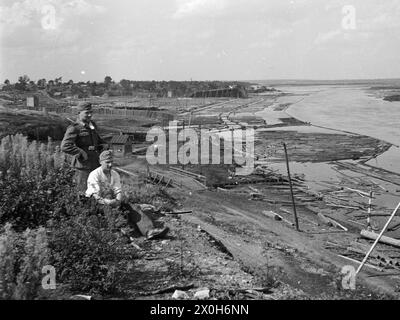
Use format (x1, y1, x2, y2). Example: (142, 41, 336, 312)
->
(283, 143, 300, 231)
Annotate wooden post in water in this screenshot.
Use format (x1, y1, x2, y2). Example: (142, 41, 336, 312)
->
(283, 143, 300, 231)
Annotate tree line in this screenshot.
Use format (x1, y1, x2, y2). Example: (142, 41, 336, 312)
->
(2, 75, 251, 98)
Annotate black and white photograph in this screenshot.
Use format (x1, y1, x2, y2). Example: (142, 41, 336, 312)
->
(1, 0, 400, 306)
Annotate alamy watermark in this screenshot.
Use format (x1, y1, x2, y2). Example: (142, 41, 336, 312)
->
(341, 265, 356, 290)
(41, 4, 57, 30)
(342, 5, 357, 30)
(41, 265, 56, 290)
(145, 121, 255, 175)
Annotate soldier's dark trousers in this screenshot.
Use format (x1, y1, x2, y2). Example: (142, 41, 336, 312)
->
(120, 202, 155, 236)
(74, 169, 91, 193)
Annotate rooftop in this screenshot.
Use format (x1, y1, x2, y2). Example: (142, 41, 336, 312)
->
(110, 134, 132, 144)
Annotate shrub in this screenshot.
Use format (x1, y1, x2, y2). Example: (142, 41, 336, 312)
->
(0, 188, 139, 298)
(48, 202, 137, 295)
(0, 224, 50, 300)
(14, 227, 50, 300)
(0, 224, 20, 299)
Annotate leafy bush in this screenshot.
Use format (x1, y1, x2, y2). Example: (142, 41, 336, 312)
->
(48, 199, 137, 295)
(0, 192, 138, 298)
(0, 224, 50, 300)
(14, 227, 50, 299)
(0, 224, 20, 299)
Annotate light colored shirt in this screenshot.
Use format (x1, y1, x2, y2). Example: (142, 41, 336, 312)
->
(86, 167, 122, 201)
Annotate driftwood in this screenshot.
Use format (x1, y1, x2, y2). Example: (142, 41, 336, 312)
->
(262, 211, 294, 226)
(317, 213, 348, 231)
(217, 187, 229, 192)
(347, 243, 400, 267)
(360, 230, 400, 248)
(388, 222, 400, 232)
(325, 202, 362, 210)
(279, 207, 319, 226)
(279, 207, 292, 215)
(296, 197, 317, 202)
(354, 214, 392, 218)
(317, 212, 333, 226)
(248, 186, 262, 194)
(301, 217, 320, 226)
(344, 187, 371, 197)
(265, 199, 296, 205)
(348, 219, 367, 227)
(161, 210, 193, 215)
(326, 217, 348, 232)
(337, 254, 383, 272)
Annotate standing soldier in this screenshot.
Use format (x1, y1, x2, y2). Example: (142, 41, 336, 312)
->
(61, 102, 107, 193)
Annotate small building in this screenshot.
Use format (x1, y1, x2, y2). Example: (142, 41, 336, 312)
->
(249, 84, 263, 91)
(109, 134, 133, 157)
(26, 95, 39, 108)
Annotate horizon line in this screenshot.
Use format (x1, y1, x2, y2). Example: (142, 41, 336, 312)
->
(3, 77, 400, 83)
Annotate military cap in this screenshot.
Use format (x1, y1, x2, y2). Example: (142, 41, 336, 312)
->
(99, 150, 113, 162)
(77, 101, 93, 112)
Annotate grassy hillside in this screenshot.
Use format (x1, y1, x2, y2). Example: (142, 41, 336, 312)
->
(0, 109, 69, 141)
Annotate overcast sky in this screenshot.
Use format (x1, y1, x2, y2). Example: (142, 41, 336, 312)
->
(1, 0, 399, 82)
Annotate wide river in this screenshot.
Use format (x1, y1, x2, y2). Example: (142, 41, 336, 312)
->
(277, 85, 400, 174)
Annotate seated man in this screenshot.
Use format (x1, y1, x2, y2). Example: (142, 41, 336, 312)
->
(86, 150, 169, 240)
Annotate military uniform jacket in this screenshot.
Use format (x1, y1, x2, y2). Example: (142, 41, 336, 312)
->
(61, 120, 106, 171)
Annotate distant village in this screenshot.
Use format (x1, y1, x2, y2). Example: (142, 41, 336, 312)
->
(1, 75, 276, 102)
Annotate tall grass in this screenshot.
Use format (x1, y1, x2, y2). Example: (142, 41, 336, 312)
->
(0, 134, 72, 230)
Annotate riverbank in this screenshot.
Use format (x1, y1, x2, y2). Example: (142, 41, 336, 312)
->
(248, 85, 400, 217)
